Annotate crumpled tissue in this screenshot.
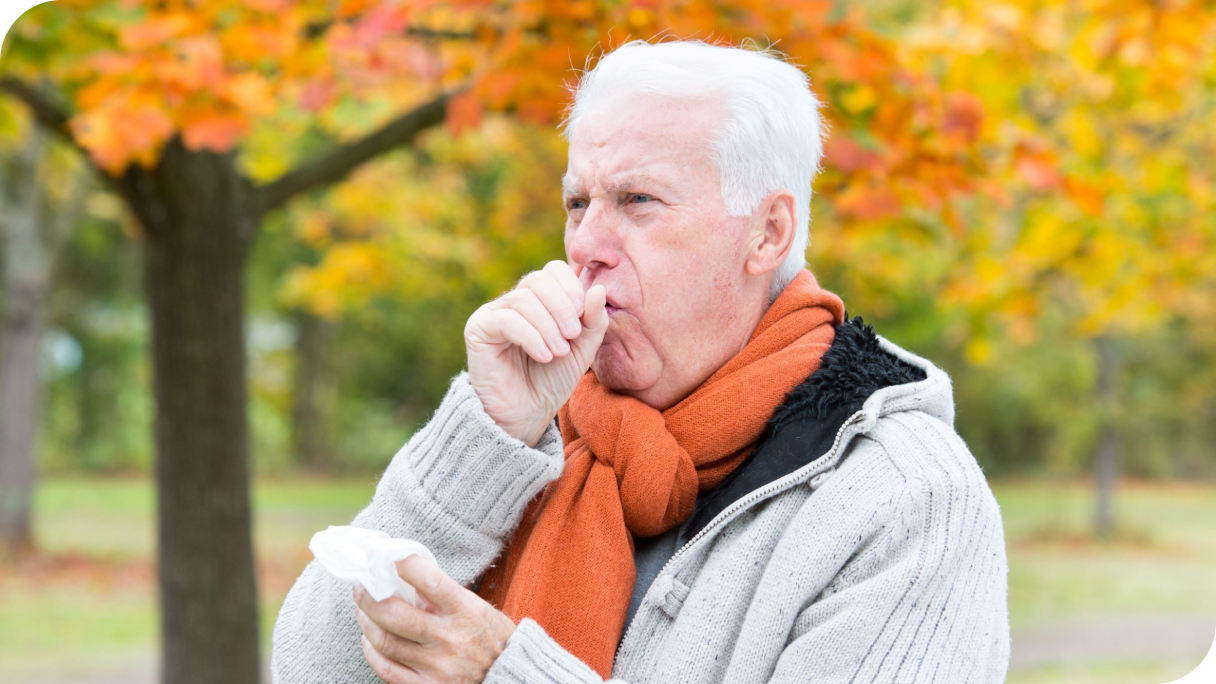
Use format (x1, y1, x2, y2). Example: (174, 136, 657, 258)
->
(309, 525, 437, 607)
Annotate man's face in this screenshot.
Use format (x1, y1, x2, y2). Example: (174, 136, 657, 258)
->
(563, 94, 762, 410)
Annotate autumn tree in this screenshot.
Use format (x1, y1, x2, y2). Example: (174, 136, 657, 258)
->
(2, 1, 989, 682)
(902, 0, 1216, 535)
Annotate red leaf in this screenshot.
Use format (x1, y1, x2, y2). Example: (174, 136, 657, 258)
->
(298, 78, 338, 112)
(943, 91, 984, 142)
(825, 134, 885, 174)
(1015, 148, 1063, 191)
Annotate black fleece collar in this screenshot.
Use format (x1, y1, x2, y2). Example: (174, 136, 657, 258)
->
(680, 317, 927, 541)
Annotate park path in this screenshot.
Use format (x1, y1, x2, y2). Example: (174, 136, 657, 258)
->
(3, 613, 1213, 683)
(1009, 612, 1215, 672)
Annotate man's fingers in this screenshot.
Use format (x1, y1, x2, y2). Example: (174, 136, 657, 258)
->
(353, 585, 437, 645)
(502, 289, 570, 356)
(360, 634, 423, 684)
(395, 555, 467, 615)
(543, 260, 586, 318)
(525, 269, 583, 340)
(473, 263, 590, 361)
(355, 606, 427, 670)
(478, 308, 553, 363)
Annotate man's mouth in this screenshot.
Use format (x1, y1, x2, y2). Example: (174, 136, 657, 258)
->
(604, 296, 620, 314)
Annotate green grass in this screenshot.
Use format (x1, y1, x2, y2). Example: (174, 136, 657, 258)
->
(2, 476, 1214, 681)
(993, 480, 1216, 631)
(0, 475, 375, 679)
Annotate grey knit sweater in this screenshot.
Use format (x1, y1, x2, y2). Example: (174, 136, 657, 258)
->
(271, 334, 1010, 683)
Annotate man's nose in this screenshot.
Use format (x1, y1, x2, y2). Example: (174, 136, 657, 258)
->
(566, 199, 622, 274)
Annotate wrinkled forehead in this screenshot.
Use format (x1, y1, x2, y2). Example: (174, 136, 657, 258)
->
(563, 94, 725, 194)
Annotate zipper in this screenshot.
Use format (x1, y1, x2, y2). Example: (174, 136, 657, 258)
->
(612, 409, 868, 667)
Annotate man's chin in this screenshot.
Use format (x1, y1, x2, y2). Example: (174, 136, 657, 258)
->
(591, 344, 658, 395)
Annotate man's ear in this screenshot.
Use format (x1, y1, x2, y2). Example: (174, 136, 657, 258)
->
(744, 189, 797, 277)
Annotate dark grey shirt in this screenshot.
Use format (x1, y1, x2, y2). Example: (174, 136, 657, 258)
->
(625, 523, 684, 632)
(622, 500, 705, 643)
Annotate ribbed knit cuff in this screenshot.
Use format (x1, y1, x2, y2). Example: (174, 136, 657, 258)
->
(400, 371, 565, 540)
(485, 618, 604, 684)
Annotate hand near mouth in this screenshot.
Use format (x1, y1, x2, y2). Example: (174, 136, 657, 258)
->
(464, 260, 610, 447)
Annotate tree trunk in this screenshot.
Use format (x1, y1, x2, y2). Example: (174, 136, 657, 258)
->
(0, 128, 44, 557)
(3, 74, 448, 683)
(1092, 335, 1120, 539)
(0, 126, 81, 558)
(291, 310, 333, 471)
(0, 275, 47, 557)
(118, 139, 261, 684)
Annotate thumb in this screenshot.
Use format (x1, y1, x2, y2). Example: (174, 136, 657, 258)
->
(571, 285, 608, 364)
(394, 555, 463, 614)
(581, 284, 609, 337)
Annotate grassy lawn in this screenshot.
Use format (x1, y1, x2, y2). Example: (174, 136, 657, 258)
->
(0, 476, 377, 680)
(1, 476, 1214, 681)
(995, 480, 1216, 631)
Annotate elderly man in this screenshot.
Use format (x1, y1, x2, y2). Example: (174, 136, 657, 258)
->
(272, 40, 1010, 684)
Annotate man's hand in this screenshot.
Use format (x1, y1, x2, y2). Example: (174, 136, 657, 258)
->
(354, 556, 517, 684)
(465, 260, 608, 447)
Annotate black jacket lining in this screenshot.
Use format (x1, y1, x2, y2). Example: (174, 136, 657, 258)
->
(679, 317, 927, 542)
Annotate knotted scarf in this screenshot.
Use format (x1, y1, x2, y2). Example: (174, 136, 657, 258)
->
(475, 269, 845, 677)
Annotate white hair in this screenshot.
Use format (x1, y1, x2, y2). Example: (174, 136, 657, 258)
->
(560, 39, 826, 302)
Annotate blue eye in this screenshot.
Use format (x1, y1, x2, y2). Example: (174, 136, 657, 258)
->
(631, 194, 653, 203)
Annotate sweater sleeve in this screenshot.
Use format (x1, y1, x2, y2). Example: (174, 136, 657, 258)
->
(768, 430, 1011, 683)
(483, 619, 612, 684)
(270, 371, 565, 684)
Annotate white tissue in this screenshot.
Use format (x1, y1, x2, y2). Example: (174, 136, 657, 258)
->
(308, 525, 437, 607)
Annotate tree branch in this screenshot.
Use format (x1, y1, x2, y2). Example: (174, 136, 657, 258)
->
(303, 19, 479, 41)
(0, 77, 75, 141)
(1, 77, 128, 198)
(255, 92, 449, 215)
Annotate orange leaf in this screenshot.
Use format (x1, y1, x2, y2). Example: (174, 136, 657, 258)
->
(181, 111, 248, 152)
(942, 91, 984, 143)
(118, 14, 194, 51)
(1064, 176, 1105, 217)
(834, 182, 902, 221)
(70, 99, 175, 174)
(247, 0, 293, 12)
(446, 91, 484, 136)
(224, 73, 276, 116)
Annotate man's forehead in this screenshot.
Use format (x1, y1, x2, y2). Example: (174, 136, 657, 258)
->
(561, 96, 722, 195)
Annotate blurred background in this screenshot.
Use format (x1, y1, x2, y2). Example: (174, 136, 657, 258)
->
(0, 1, 1213, 683)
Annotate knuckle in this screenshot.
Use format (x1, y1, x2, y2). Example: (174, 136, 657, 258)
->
(401, 606, 432, 642)
(373, 661, 399, 684)
(518, 270, 544, 287)
(517, 287, 543, 306)
(387, 602, 413, 631)
(466, 303, 491, 326)
(502, 288, 536, 310)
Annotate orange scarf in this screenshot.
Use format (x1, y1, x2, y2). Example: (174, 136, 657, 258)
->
(475, 270, 845, 677)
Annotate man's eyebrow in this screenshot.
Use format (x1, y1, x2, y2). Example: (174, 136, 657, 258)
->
(606, 173, 676, 194)
(561, 172, 676, 196)
(561, 173, 582, 196)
